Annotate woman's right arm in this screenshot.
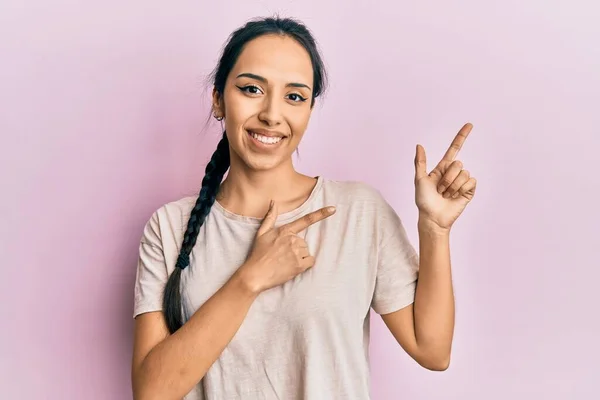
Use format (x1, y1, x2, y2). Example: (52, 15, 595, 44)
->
(131, 203, 335, 400)
(131, 268, 258, 400)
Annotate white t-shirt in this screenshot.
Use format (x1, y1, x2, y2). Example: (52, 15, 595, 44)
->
(133, 176, 419, 399)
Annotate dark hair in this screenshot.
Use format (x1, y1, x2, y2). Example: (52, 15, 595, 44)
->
(162, 16, 328, 333)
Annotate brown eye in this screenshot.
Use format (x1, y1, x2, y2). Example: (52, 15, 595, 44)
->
(287, 93, 307, 102)
(237, 85, 263, 95)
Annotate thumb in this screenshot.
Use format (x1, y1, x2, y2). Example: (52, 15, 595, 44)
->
(257, 200, 278, 236)
(414, 144, 427, 181)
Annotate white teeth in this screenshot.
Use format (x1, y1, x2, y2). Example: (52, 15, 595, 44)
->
(251, 132, 282, 144)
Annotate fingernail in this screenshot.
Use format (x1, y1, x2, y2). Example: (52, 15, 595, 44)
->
(327, 206, 336, 212)
(443, 192, 451, 198)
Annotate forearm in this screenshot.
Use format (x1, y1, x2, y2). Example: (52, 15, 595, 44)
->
(134, 269, 258, 400)
(413, 215, 455, 364)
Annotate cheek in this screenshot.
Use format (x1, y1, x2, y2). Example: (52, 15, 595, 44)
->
(289, 107, 312, 137)
(223, 89, 255, 122)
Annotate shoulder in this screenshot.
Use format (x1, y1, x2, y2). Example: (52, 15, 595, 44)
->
(158, 195, 198, 221)
(320, 177, 389, 208)
(140, 195, 198, 243)
(320, 177, 405, 231)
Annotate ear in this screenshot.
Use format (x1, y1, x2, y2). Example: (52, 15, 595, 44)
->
(212, 87, 225, 120)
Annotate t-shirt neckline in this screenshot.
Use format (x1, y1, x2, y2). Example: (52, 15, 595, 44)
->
(212, 176, 324, 225)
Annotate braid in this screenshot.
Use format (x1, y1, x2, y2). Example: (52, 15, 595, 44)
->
(163, 132, 230, 333)
(177, 135, 230, 267)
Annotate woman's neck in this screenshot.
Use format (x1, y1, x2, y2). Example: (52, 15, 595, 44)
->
(217, 160, 317, 219)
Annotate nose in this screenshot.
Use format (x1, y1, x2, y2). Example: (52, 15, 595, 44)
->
(258, 96, 283, 127)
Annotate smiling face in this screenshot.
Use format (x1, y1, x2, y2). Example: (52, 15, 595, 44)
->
(213, 34, 315, 171)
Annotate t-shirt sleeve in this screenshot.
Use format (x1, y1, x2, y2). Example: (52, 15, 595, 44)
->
(133, 210, 169, 318)
(371, 192, 420, 315)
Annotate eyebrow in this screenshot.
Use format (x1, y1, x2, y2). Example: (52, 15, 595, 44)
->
(236, 73, 311, 90)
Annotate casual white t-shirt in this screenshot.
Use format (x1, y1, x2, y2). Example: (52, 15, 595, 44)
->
(133, 176, 419, 399)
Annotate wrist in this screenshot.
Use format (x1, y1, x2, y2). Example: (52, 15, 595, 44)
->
(418, 215, 451, 237)
(231, 263, 263, 297)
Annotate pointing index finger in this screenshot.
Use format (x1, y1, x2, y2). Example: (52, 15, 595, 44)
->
(441, 123, 473, 162)
(280, 206, 336, 234)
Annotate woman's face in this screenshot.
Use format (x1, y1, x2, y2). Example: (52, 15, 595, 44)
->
(214, 34, 315, 171)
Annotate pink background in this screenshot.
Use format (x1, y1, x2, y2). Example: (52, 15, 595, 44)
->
(2, 0, 599, 399)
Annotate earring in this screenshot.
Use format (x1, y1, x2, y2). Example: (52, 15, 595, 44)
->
(214, 113, 223, 121)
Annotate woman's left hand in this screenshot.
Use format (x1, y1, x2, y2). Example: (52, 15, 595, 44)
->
(414, 123, 477, 231)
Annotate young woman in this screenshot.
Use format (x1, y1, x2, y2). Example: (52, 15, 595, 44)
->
(131, 16, 477, 400)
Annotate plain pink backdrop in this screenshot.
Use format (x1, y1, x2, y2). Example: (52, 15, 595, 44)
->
(1, 0, 599, 399)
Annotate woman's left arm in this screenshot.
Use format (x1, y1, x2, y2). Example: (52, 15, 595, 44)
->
(381, 123, 478, 371)
(381, 221, 454, 371)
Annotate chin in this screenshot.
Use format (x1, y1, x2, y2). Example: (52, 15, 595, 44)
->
(244, 156, 285, 171)
(230, 134, 295, 172)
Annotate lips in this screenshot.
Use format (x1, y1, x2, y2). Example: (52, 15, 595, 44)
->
(247, 129, 286, 138)
(247, 130, 286, 145)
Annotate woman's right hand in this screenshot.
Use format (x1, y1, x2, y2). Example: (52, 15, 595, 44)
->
(238, 201, 336, 294)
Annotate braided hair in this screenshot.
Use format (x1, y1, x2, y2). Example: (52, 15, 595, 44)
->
(162, 16, 328, 334)
(162, 132, 230, 332)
